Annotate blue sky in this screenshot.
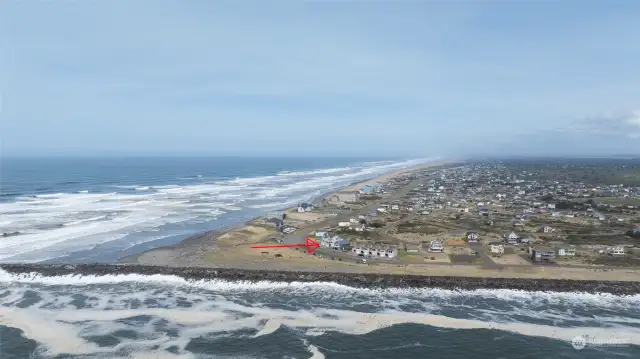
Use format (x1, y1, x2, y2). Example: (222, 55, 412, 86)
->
(1, 1, 639, 157)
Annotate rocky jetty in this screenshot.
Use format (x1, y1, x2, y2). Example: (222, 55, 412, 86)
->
(2, 263, 639, 295)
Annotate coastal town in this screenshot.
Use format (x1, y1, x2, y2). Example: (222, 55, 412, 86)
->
(259, 159, 640, 270)
(125, 159, 640, 281)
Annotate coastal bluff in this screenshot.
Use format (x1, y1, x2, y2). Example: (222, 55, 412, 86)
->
(2, 263, 639, 295)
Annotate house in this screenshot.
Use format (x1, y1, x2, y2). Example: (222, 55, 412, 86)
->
(539, 225, 555, 233)
(607, 246, 625, 256)
(466, 231, 479, 242)
(352, 244, 398, 258)
(428, 240, 444, 252)
(503, 231, 519, 244)
(315, 231, 328, 239)
(531, 246, 556, 263)
(518, 237, 530, 245)
(489, 242, 504, 255)
(338, 222, 350, 227)
(556, 245, 576, 257)
(380, 245, 399, 258)
(297, 203, 314, 212)
(329, 236, 350, 251)
(478, 208, 489, 216)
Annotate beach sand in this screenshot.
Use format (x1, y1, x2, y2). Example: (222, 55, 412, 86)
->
(119, 159, 640, 282)
(119, 160, 445, 266)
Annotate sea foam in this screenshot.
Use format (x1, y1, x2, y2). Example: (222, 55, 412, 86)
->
(0, 157, 438, 262)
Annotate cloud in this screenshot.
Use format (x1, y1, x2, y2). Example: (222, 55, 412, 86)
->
(562, 110, 640, 139)
(1, 1, 640, 157)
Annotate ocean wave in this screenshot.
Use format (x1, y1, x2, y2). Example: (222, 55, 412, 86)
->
(0, 158, 437, 262)
(2, 270, 639, 308)
(0, 275, 638, 359)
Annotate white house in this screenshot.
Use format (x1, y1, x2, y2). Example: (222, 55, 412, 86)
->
(503, 232, 519, 244)
(489, 242, 504, 255)
(329, 236, 350, 250)
(607, 246, 625, 256)
(539, 226, 555, 233)
(466, 232, 479, 242)
(557, 245, 576, 257)
(353, 244, 398, 258)
(429, 240, 444, 252)
(338, 222, 350, 227)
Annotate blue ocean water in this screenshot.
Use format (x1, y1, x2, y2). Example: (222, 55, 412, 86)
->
(0, 156, 434, 263)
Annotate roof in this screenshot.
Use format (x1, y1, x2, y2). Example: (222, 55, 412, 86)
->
(533, 246, 554, 252)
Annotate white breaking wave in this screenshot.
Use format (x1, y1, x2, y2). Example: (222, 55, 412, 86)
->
(1, 269, 639, 309)
(0, 270, 639, 359)
(0, 157, 438, 262)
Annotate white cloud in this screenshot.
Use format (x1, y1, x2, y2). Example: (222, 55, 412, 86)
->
(564, 110, 640, 139)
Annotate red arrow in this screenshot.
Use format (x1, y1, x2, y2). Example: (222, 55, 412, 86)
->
(251, 237, 320, 254)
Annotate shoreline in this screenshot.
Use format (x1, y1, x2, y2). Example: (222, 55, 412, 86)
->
(2, 264, 639, 295)
(117, 159, 445, 265)
(113, 158, 640, 285)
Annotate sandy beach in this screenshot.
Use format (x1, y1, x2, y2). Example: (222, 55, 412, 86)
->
(118, 159, 640, 282)
(118, 160, 444, 267)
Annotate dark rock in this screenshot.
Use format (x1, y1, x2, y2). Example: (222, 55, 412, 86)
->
(1, 264, 639, 295)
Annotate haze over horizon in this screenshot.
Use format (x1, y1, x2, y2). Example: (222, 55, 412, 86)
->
(1, 1, 639, 158)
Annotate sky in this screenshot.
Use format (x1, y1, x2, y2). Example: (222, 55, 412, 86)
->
(1, 1, 639, 158)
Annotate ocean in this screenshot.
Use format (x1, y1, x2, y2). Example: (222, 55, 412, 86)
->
(1, 156, 639, 359)
(0, 156, 434, 263)
(0, 271, 639, 359)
